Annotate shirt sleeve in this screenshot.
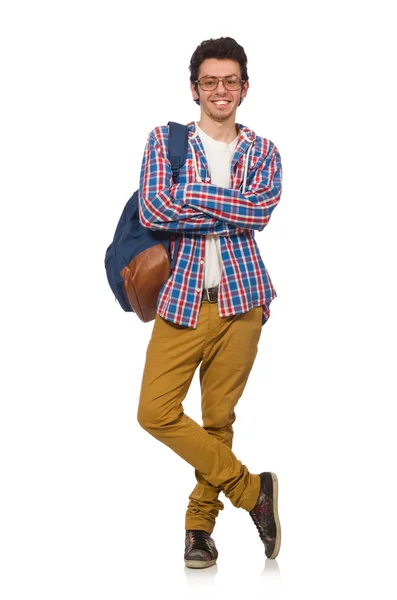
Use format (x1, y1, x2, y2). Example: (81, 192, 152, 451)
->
(138, 129, 239, 235)
(173, 144, 282, 231)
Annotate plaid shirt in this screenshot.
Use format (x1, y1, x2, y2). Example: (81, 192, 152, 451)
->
(138, 121, 282, 329)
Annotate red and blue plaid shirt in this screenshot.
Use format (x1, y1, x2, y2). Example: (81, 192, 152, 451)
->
(138, 121, 282, 329)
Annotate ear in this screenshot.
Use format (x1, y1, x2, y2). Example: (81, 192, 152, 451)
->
(190, 82, 200, 103)
(241, 80, 249, 99)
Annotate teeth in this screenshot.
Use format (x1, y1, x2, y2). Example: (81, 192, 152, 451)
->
(213, 101, 229, 105)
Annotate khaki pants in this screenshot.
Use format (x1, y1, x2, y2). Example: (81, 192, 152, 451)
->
(137, 301, 262, 534)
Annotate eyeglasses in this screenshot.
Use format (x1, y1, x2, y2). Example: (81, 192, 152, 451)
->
(195, 75, 246, 91)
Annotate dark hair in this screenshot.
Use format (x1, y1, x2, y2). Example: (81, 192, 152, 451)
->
(189, 37, 249, 101)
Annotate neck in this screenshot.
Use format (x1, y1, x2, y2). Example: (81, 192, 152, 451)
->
(197, 113, 239, 142)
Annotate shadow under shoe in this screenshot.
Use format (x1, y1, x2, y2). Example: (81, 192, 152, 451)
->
(249, 472, 281, 559)
(184, 530, 218, 569)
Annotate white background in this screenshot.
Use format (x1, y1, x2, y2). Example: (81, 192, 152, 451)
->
(1, 0, 396, 598)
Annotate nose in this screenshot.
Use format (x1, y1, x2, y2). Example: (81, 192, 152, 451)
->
(215, 79, 227, 91)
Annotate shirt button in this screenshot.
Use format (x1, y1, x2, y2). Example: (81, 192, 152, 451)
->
(200, 260, 204, 265)
(206, 177, 210, 182)
(196, 288, 201, 292)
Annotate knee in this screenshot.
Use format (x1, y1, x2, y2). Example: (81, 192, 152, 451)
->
(137, 400, 156, 432)
(137, 396, 180, 433)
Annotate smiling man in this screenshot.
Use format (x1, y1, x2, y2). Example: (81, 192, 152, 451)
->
(137, 37, 282, 569)
(192, 60, 248, 122)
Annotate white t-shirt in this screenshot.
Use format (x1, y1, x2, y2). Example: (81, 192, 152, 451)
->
(195, 123, 239, 289)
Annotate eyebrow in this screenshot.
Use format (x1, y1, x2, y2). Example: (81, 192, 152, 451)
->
(200, 73, 239, 78)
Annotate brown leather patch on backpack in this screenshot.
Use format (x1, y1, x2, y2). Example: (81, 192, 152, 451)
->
(120, 244, 171, 322)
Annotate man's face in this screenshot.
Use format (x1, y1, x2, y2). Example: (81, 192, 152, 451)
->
(190, 58, 249, 123)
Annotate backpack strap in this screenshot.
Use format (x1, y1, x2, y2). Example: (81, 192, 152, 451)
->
(167, 121, 189, 184)
(167, 122, 188, 269)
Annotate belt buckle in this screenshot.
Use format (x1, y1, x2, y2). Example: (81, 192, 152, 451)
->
(206, 287, 218, 303)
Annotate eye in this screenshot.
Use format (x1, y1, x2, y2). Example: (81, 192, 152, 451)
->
(202, 77, 216, 86)
(226, 77, 239, 87)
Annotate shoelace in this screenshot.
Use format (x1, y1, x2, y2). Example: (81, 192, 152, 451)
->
(250, 508, 266, 541)
(188, 530, 211, 552)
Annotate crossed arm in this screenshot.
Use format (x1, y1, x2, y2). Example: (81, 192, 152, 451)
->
(138, 129, 282, 235)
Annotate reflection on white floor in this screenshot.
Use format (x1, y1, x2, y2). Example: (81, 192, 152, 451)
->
(262, 558, 281, 579)
(184, 558, 280, 584)
(183, 557, 282, 599)
(184, 563, 218, 583)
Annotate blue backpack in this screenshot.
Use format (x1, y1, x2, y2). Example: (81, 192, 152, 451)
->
(104, 121, 188, 322)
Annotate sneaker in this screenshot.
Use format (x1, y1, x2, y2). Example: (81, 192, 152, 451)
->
(184, 530, 218, 569)
(249, 472, 281, 559)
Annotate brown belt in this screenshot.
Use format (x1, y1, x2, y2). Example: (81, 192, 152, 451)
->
(201, 287, 219, 303)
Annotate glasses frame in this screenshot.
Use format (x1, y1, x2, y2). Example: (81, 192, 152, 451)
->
(194, 75, 246, 91)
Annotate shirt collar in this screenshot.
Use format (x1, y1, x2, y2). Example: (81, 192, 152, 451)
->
(187, 121, 256, 144)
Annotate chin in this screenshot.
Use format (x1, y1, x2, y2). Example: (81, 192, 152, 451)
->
(207, 106, 235, 121)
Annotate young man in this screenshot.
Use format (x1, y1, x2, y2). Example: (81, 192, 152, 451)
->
(137, 37, 282, 568)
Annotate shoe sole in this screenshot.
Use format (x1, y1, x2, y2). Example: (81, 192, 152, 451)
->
(184, 559, 217, 569)
(268, 472, 281, 559)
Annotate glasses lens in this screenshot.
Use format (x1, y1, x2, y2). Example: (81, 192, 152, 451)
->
(200, 77, 217, 90)
(224, 77, 240, 90)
